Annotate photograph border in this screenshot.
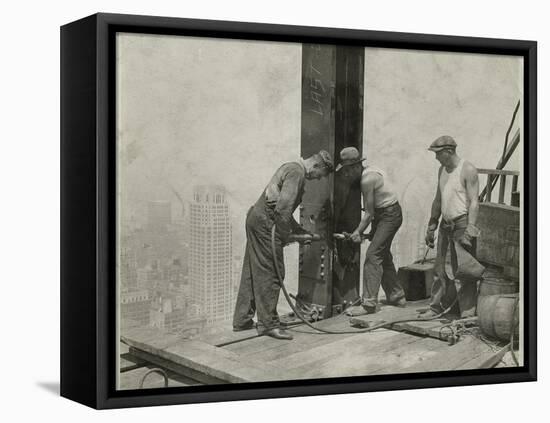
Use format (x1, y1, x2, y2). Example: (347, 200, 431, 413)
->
(60, 12, 537, 409)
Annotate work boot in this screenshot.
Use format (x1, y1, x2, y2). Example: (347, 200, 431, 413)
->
(460, 308, 476, 319)
(345, 304, 376, 317)
(418, 309, 440, 319)
(363, 304, 377, 314)
(233, 321, 256, 332)
(264, 328, 294, 340)
(391, 298, 407, 308)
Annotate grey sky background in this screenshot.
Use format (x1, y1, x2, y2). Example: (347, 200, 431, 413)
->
(117, 33, 301, 239)
(117, 33, 522, 275)
(363, 48, 522, 265)
(365, 47, 522, 205)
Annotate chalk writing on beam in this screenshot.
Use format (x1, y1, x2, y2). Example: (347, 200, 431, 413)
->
(309, 59, 325, 116)
(310, 92, 324, 115)
(309, 64, 325, 92)
(310, 44, 322, 58)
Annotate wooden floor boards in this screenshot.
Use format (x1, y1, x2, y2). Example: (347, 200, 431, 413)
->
(120, 301, 512, 384)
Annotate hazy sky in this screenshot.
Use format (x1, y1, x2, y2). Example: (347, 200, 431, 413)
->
(363, 48, 522, 265)
(117, 33, 522, 269)
(365, 47, 522, 208)
(117, 33, 301, 233)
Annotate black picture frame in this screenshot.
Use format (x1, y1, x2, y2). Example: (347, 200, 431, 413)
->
(60, 12, 537, 409)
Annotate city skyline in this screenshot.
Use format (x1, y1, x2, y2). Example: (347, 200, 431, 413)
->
(119, 185, 242, 339)
(118, 179, 436, 331)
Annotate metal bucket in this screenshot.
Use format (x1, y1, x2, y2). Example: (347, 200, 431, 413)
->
(397, 259, 435, 301)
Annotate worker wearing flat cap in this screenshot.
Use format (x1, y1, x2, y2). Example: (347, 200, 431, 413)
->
(420, 136, 485, 319)
(337, 147, 406, 316)
(233, 151, 334, 340)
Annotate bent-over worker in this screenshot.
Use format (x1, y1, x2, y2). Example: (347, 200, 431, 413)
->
(232, 151, 334, 340)
(337, 147, 406, 316)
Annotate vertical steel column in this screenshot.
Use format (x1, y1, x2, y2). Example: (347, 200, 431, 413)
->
(298, 44, 364, 318)
(333, 46, 364, 310)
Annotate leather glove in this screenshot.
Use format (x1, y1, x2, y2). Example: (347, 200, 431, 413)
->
(364, 228, 375, 241)
(425, 225, 437, 248)
(292, 225, 310, 235)
(288, 232, 314, 246)
(425, 218, 438, 248)
(460, 224, 480, 248)
(465, 223, 481, 238)
(300, 233, 314, 246)
(350, 231, 363, 243)
(425, 230, 435, 248)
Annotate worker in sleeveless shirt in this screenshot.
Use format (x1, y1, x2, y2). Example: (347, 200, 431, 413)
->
(423, 136, 485, 318)
(336, 147, 406, 315)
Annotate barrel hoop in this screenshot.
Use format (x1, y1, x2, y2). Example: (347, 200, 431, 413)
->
(489, 297, 497, 337)
(509, 295, 520, 340)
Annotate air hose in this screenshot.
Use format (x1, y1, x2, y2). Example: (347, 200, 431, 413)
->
(271, 225, 458, 335)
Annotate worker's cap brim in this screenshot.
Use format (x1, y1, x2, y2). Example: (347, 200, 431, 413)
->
(428, 146, 453, 152)
(335, 158, 365, 172)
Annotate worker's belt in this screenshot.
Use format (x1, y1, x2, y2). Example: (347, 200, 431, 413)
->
(440, 214, 468, 232)
(374, 201, 399, 213)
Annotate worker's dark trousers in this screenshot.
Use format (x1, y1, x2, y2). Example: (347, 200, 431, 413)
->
(233, 206, 285, 334)
(429, 216, 480, 318)
(362, 202, 405, 309)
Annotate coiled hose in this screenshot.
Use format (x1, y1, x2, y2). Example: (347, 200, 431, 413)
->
(271, 225, 457, 335)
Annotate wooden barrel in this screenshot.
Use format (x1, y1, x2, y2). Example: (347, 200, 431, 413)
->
(477, 293, 519, 341)
(479, 277, 519, 297)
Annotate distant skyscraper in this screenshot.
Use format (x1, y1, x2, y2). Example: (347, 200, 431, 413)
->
(189, 185, 233, 325)
(120, 241, 138, 291)
(120, 289, 151, 327)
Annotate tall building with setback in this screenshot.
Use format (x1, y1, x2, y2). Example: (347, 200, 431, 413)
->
(189, 185, 233, 325)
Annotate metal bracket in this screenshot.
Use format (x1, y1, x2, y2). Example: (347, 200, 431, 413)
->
(138, 368, 169, 389)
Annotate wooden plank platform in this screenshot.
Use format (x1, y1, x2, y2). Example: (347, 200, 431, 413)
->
(401, 335, 494, 373)
(274, 330, 422, 379)
(122, 326, 287, 383)
(120, 300, 509, 385)
(348, 300, 457, 341)
(198, 326, 258, 347)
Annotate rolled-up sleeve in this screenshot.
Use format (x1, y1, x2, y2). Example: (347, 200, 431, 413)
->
(274, 168, 303, 241)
